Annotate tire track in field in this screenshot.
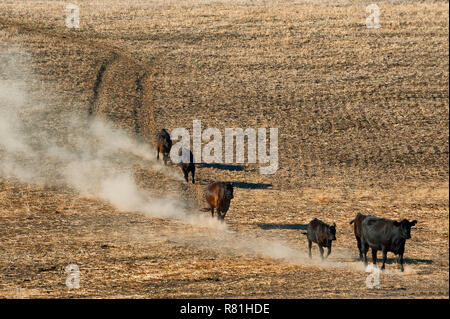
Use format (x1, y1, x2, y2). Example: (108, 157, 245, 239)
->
(88, 54, 117, 116)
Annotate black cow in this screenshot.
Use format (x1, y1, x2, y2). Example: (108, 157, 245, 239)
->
(349, 213, 368, 260)
(178, 148, 195, 184)
(361, 216, 418, 272)
(303, 218, 336, 260)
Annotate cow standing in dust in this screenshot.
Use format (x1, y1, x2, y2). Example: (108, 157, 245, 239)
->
(303, 218, 336, 260)
(349, 213, 368, 260)
(205, 182, 234, 221)
(156, 129, 172, 165)
(361, 216, 418, 272)
(178, 148, 195, 184)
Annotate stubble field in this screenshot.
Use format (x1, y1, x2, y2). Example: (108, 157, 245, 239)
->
(0, 0, 448, 298)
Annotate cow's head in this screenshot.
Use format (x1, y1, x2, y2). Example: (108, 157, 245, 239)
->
(394, 219, 418, 239)
(225, 183, 234, 200)
(328, 223, 337, 241)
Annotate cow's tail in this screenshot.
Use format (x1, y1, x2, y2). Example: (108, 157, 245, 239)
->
(349, 219, 355, 225)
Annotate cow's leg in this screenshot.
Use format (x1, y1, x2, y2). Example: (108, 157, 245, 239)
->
(163, 153, 168, 165)
(319, 245, 325, 260)
(361, 239, 368, 266)
(381, 248, 388, 271)
(371, 248, 378, 268)
(210, 207, 214, 218)
(183, 169, 189, 183)
(191, 169, 195, 184)
(157, 148, 160, 160)
(326, 244, 332, 258)
(356, 237, 363, 260)
(308, 240, 312, 258)
(399, 253, 404, 272)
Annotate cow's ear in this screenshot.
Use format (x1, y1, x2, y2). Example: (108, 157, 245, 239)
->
(410, 220, 417, 226)
(393, 221, 401, 226)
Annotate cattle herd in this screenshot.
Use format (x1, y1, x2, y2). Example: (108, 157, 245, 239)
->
(156, 129, 418, 272)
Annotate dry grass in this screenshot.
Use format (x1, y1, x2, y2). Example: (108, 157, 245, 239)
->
(0, 0, 448, 298)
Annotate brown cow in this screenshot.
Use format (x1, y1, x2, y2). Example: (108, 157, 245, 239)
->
(178, 148, 195, 184)
(156, 129, 172, 165)
(349, 213, 368, 260)
(205, 182, 234, 220)
(303, 218, 336, 260)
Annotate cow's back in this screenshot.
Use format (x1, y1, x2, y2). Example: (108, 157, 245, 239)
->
(307, 219, 327, 244)
(206, 182, 222, 208)
(361, 216, 399, 251)
(178, 148, 194, 169)
(157, 129, 172, 149)
(206, 182, 232, 213)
